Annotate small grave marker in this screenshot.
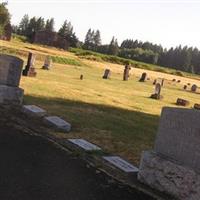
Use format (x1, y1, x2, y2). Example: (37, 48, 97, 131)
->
(23, 105, 46, 117)
(80, 74, 83, 80)
(183, 85, 187, 90)
(150, 83, 162, 100)
(191, 84, 197, 92)
(194, 103, 200, 110)
(102, 69, 111, 79)
(44, 116, 71, 132)
(68, 139, 101, 151)
(139, 72, 147, 82)
(176, 98, 190, 106)
(103, 156, 138, 173)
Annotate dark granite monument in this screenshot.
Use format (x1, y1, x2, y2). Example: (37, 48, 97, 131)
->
(139, 72, 147, 82)
(102, 69, 111, 79)
(22, 53, 37, 77)
(191, 84, 197, 92)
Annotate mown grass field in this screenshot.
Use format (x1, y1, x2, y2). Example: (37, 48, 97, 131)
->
(1, 38, 200, 165)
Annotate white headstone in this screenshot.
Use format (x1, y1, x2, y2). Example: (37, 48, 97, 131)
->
(44, 116, 71, 132)
(68, 139, 101, 151)
(103, 156, 139, 173)
(23, 105, 46, 117)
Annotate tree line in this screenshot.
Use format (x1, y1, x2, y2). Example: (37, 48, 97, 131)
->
(1, 2, 200, 74)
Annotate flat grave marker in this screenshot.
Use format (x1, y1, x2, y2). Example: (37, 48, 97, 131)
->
(68, 139, 101, 151)
(23, 105, 46, 117)
(45, 116, 71, 132)
(103, 156, 139, 173)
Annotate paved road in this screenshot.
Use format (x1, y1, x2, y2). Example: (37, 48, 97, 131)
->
(0, 126, 154, 200)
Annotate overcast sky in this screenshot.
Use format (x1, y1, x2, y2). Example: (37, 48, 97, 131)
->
(5, 0, 200, 49)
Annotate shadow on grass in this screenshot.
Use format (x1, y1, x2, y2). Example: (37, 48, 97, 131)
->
(23, 94, 160, 163)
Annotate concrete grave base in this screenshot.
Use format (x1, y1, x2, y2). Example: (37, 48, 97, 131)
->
(138, 151, 200, 200)
(22, 105, 47, 117)
(44, 116, 71, 132)
(0, 85, 24, 105)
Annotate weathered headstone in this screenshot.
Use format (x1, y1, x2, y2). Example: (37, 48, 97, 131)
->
(68, 139, 101, 151)
(22, 53, 37, 77)
(42, 56, 52, 70)
(103, 156, 138, 173)
(191, 84, 197, 92)
(139, 72, 147, 82)
(123, 64, 131, 81)
(22, 105, 47, 117)
(153, 79, 156, 85)
(183, 85, 187, 90)
(194, 103, 200, 110)
(102, 69, 111, 79)
(172, 78, 176, 82)
(44, 116, 71, 132)
(0, 54, 24, 104)
(80, 74, 83, 80)
(177, 80, 181, 83)
(176, 98, 190, 106)
(138, 107, 200, 200)
(150, 83, 162, 100)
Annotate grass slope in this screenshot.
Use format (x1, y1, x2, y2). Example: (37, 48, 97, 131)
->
(1, 38, 200, 164)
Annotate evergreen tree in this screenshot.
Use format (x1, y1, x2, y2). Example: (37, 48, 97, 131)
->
(0, 2, 10, 35)
(108, 36, 119, 55)
(45, 18, 55, 32)
(94, 30, 101, 47)
(18, 14, 29, 35)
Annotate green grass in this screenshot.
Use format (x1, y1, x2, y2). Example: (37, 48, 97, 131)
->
(2, 38, 200, 165)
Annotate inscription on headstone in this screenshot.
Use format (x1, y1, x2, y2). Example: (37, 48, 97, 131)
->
(103, 156, 139, 173)
(68, 139, 101, 151)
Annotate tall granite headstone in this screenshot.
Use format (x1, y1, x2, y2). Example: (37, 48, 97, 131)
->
(150, 83, 162, 99)
(138, 107, 200, 200)
(42, 56, 52, 70)
(22, 53, 37, 77)
(0, 54, 24, 104)
(123, 64, 131, 81)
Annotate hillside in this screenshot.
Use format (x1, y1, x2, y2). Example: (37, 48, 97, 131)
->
(1, 38, 200, 164)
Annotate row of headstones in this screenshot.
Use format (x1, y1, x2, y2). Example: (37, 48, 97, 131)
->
(22, 53, 52, 77)
(22, 104, 139, 174)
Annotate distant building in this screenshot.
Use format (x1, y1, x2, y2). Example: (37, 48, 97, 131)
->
(32, 30, 69, 50)
(0, 23, 12, 41)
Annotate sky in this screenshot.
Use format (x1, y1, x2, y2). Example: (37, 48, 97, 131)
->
(4, 0, 200, 49)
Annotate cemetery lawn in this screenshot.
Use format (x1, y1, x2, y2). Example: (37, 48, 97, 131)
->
(2, 39, 200, 165)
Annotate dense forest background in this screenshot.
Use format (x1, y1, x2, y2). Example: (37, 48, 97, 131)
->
(1, 2, 200, 74)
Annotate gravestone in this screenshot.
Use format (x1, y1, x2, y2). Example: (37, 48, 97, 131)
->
(138, 107, 200, 200)
(0, 54, 24, 104)
(177, 80, 181, 83)
(172, 78, 176, 82)
(102, 69, 111, 79)
(80, 74, 83, 80)
(103, 156, 138, 173)
(194, 103, 200, 110)
(191, 84, 197, 92)
(150, 83, 162, 100)
(68, 139, 101, 151)
(44, 116, 71, 132)
(123, 64, 131, 81)
(42, 56, 52, 70)
(183, 85, 187, 90)
(22, 53, 37, 77)
(176, 98, 190, 106)
(153, 79, 156, 85)
(139, 72, 147, 82)
(22, 105, 46, 117)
